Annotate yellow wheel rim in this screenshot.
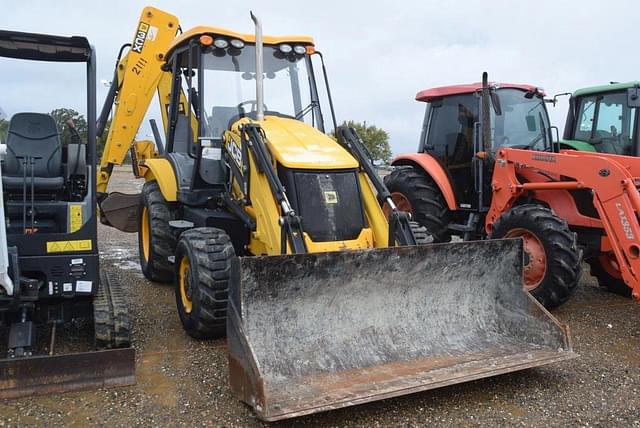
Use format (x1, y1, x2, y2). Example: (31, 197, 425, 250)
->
(179, 256, 193, 314)
(141, 206, 150, 262)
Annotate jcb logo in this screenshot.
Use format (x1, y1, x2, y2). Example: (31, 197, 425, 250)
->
(132, 22, 158, 53)
(229, 141, 243, 170)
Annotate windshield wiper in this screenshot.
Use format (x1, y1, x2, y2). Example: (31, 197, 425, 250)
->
(295, 101, 318, 120)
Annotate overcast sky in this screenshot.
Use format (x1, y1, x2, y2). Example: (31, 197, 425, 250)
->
(1, 0, 638, 154)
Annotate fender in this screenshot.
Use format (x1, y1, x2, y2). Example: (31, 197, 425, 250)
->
(141, 158, 178, 202)
(559, 139, 597, 152)
(391, 153, 457, 210)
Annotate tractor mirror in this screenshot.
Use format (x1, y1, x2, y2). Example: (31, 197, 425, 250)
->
(525, 115, 537, 132)
(627, 87, 640, 108)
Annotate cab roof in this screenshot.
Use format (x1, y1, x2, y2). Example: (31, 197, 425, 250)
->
(416, 82, 543, 102)
(0, 30, 91, 62)
(166, 26, 314, 58)
(572, 81, 640, 98)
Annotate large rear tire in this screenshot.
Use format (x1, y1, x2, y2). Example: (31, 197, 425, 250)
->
(586, 255, 632, 297)
(383, 165, 451, 243)
(174, 227, 234, 339)
(138, 181, 176, 283)
(490, 204, 581, 309)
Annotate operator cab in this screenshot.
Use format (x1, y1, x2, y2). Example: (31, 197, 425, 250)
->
(160, 27, 356, 251)
(562, 83, 640, 156)
(162, 28, 334, 207)
(416, 83, 550, 209)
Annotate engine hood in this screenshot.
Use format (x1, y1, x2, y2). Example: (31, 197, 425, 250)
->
(231, 116, 358, 170)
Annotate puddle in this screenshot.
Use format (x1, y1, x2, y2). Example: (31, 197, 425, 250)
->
(100, 247, 142, 272)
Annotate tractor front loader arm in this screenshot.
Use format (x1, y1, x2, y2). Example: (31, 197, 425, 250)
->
(489, 148, 640, 299)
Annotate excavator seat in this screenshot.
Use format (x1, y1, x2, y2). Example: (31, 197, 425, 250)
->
(2, 113, 64, 192)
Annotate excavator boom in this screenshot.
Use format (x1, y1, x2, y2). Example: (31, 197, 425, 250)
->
(97, 7, 179, 193)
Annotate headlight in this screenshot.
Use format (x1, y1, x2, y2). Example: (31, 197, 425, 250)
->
(279, 44, 292, 53)
(214, 38, 229, 49)
(293, 45, 306, 55)
(230, 39, 244, 49)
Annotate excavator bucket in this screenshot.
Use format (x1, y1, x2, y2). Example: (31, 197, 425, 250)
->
(228, 239, 575, 421)
(98, 192, 139, 233)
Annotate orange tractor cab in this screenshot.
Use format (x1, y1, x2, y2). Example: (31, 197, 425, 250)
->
(387, 73, 640, 307)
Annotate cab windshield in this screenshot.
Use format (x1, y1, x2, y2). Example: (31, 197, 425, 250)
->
(573, 91, 637, 155)
(200, 45, 323, 138)
(490, 89, 551, 151)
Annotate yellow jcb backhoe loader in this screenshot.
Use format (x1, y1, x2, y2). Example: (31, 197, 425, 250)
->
(96, 6, 575, 421)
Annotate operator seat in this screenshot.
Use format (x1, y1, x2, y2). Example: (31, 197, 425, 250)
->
(2, 113, 64, 192)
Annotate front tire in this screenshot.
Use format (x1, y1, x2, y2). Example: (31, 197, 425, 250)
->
(384, 166, 451, 243)
(490, 204, 582, 309)
(174, 228, 235, 339)
(138, 181, 176, 283)
(586, 255, 632, 297)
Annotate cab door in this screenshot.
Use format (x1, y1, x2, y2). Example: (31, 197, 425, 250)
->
(420, 94, 479, 209)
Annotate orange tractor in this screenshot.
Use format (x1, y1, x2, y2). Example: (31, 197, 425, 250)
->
(387, 73, 640, 307)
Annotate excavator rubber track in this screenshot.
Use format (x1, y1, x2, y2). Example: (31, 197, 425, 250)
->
(228, 239, 576, 421)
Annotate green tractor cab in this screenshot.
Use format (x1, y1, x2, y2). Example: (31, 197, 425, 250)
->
(561, 81, 640, 154)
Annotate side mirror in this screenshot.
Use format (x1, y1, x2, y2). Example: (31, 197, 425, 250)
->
(525, 115, 537, 132)
(628, 87, 640, 108)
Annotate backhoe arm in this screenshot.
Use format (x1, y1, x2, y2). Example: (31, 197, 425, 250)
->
(96, 6, 179, 194)
(489, 148, 640, 299)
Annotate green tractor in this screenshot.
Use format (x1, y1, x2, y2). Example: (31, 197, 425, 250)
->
(559, 81, 640, 297)
(560, 81, 640, 155)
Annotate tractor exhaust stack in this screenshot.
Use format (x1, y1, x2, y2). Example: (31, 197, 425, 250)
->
(250, 11, 264, 122)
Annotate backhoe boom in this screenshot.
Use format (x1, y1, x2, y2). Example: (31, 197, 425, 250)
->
(96, 7, 179, 194)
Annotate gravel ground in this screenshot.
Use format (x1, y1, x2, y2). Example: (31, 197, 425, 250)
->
(1, 168, 640, 427)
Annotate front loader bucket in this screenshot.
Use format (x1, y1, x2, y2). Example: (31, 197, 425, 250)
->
(98, 192, 139, 232)
(228, 239, 575, 421)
